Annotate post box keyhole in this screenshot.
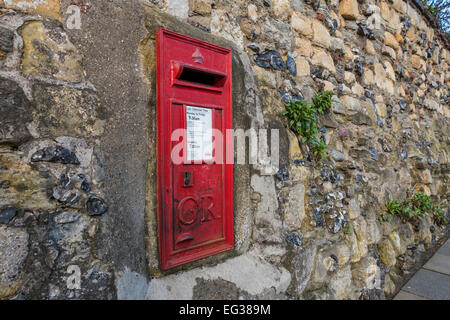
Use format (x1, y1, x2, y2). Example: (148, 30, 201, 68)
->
(183, 171, 193, 187)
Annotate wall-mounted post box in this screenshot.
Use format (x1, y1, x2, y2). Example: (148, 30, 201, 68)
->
(156, 29, 234, 270)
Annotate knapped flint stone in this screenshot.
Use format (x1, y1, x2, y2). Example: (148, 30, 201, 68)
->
(247, 44, 260, 53)
(354, 63, 364, 77)
(255, 50, 286, 71)
(31, 146, 80, 165)
(193, 23, 210, 33)
(399, 101, 407, 111)
(377, 115, 384, 127)
(286, 232, 302, 246)
(0, 26, 14, 52)
(0, 77, 33, 145)
(276, 167, 289, 181)
(357, 24, 370, 37)
(59, 174, 70, 187)
(286, 55, 297, 76)
(81, 180, 91, 192)
(86, 195, 108, 216)
(369, 146, 378, 161)
(65, 193, 80, 206)
(280, 91, 303, 104)
(0, 207, 17, 224)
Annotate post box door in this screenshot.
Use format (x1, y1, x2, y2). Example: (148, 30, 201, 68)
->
(156, 29, 233, 270)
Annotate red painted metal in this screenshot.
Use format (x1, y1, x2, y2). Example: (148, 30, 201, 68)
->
(156, 28, 234, 270)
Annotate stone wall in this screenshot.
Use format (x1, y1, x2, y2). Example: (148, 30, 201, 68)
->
(0, 0, 448, 300)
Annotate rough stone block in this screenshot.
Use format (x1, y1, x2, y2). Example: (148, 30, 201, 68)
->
(1, 0, 61, 20)
(21, 21, 85, 83)
(339, 0, 359, 20)
(291, 12, 313, 37)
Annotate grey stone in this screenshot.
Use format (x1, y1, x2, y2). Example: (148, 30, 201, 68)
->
(0, 207, 17, 224)
(54, 211, 81, 224)
(0, 77, 33, 145)
(329, 148, 345, 162)
(0, 26, 14, 52)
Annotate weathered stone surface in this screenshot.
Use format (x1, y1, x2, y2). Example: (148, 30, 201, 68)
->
(295, 38, 312, 57)
(352, 256, 379, 289)
(291, 12, 313, 37)
(311, 49, 336, 73)
(378, 239, 396, 267)
(329, 265, 353, 299)
(341, 95, 361, 114)
(272, 0, 291, 21)
(366, 219, 382, 244)
(312, 20, 331, 48)
(251, 175, 282, 244)
(247, 4, 258, 22)
(1, 0, 61, 20)
(295, 56, 310, 77)
(348, 198, 360, 219)
(0, 225, 29, 298)
(33, 84, 105, 137)
(384, 32, 399, 50)
(352, 216, 368, 258)
(287, 129, 302, 160)
(365, 40, 376, 55)
(0, 26, 14, 52)
(146, 252, 291, 299)
(166, 0, 189, 21)
(339, 0, 359, 20)
(411, 54, 426, 71)
(21, 21, 85, 82)
(192, 0, 212, 16)
(0, 151, 53, 210)
(0, 77, 33, 145)
(283, 182, 305, 231)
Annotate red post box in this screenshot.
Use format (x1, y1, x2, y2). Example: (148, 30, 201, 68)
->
(156, 29, 234, 270)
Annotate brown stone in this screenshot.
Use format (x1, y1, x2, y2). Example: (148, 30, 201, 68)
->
(394, 33, 403, 43)
(365, 40, 376, 55)
(272, 0, 291, 21)
(192, 0, 212, 16)
(411, 54, 426, 71)
(384, 32, 399, 50)
(295, 56, 310, 77)
(1, 0, 61, 20)
(291, 12, 313, 37)
(378, 239, 396, 267)
(311, 49, 336, 73)
(339, 0, 359, 20)
(21, 21, 85, 83)
(295, 38, 312, 57)
(312, 19, 331, 48)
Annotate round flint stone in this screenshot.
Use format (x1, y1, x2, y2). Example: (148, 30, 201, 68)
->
(86, 195, 108, 216)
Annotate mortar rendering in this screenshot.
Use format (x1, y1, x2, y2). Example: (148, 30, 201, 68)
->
(0, 0, 448, 303)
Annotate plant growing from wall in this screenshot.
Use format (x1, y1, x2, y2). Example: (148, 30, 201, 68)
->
(283, 91, 334, 161)
(384, 192, 448, 226)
